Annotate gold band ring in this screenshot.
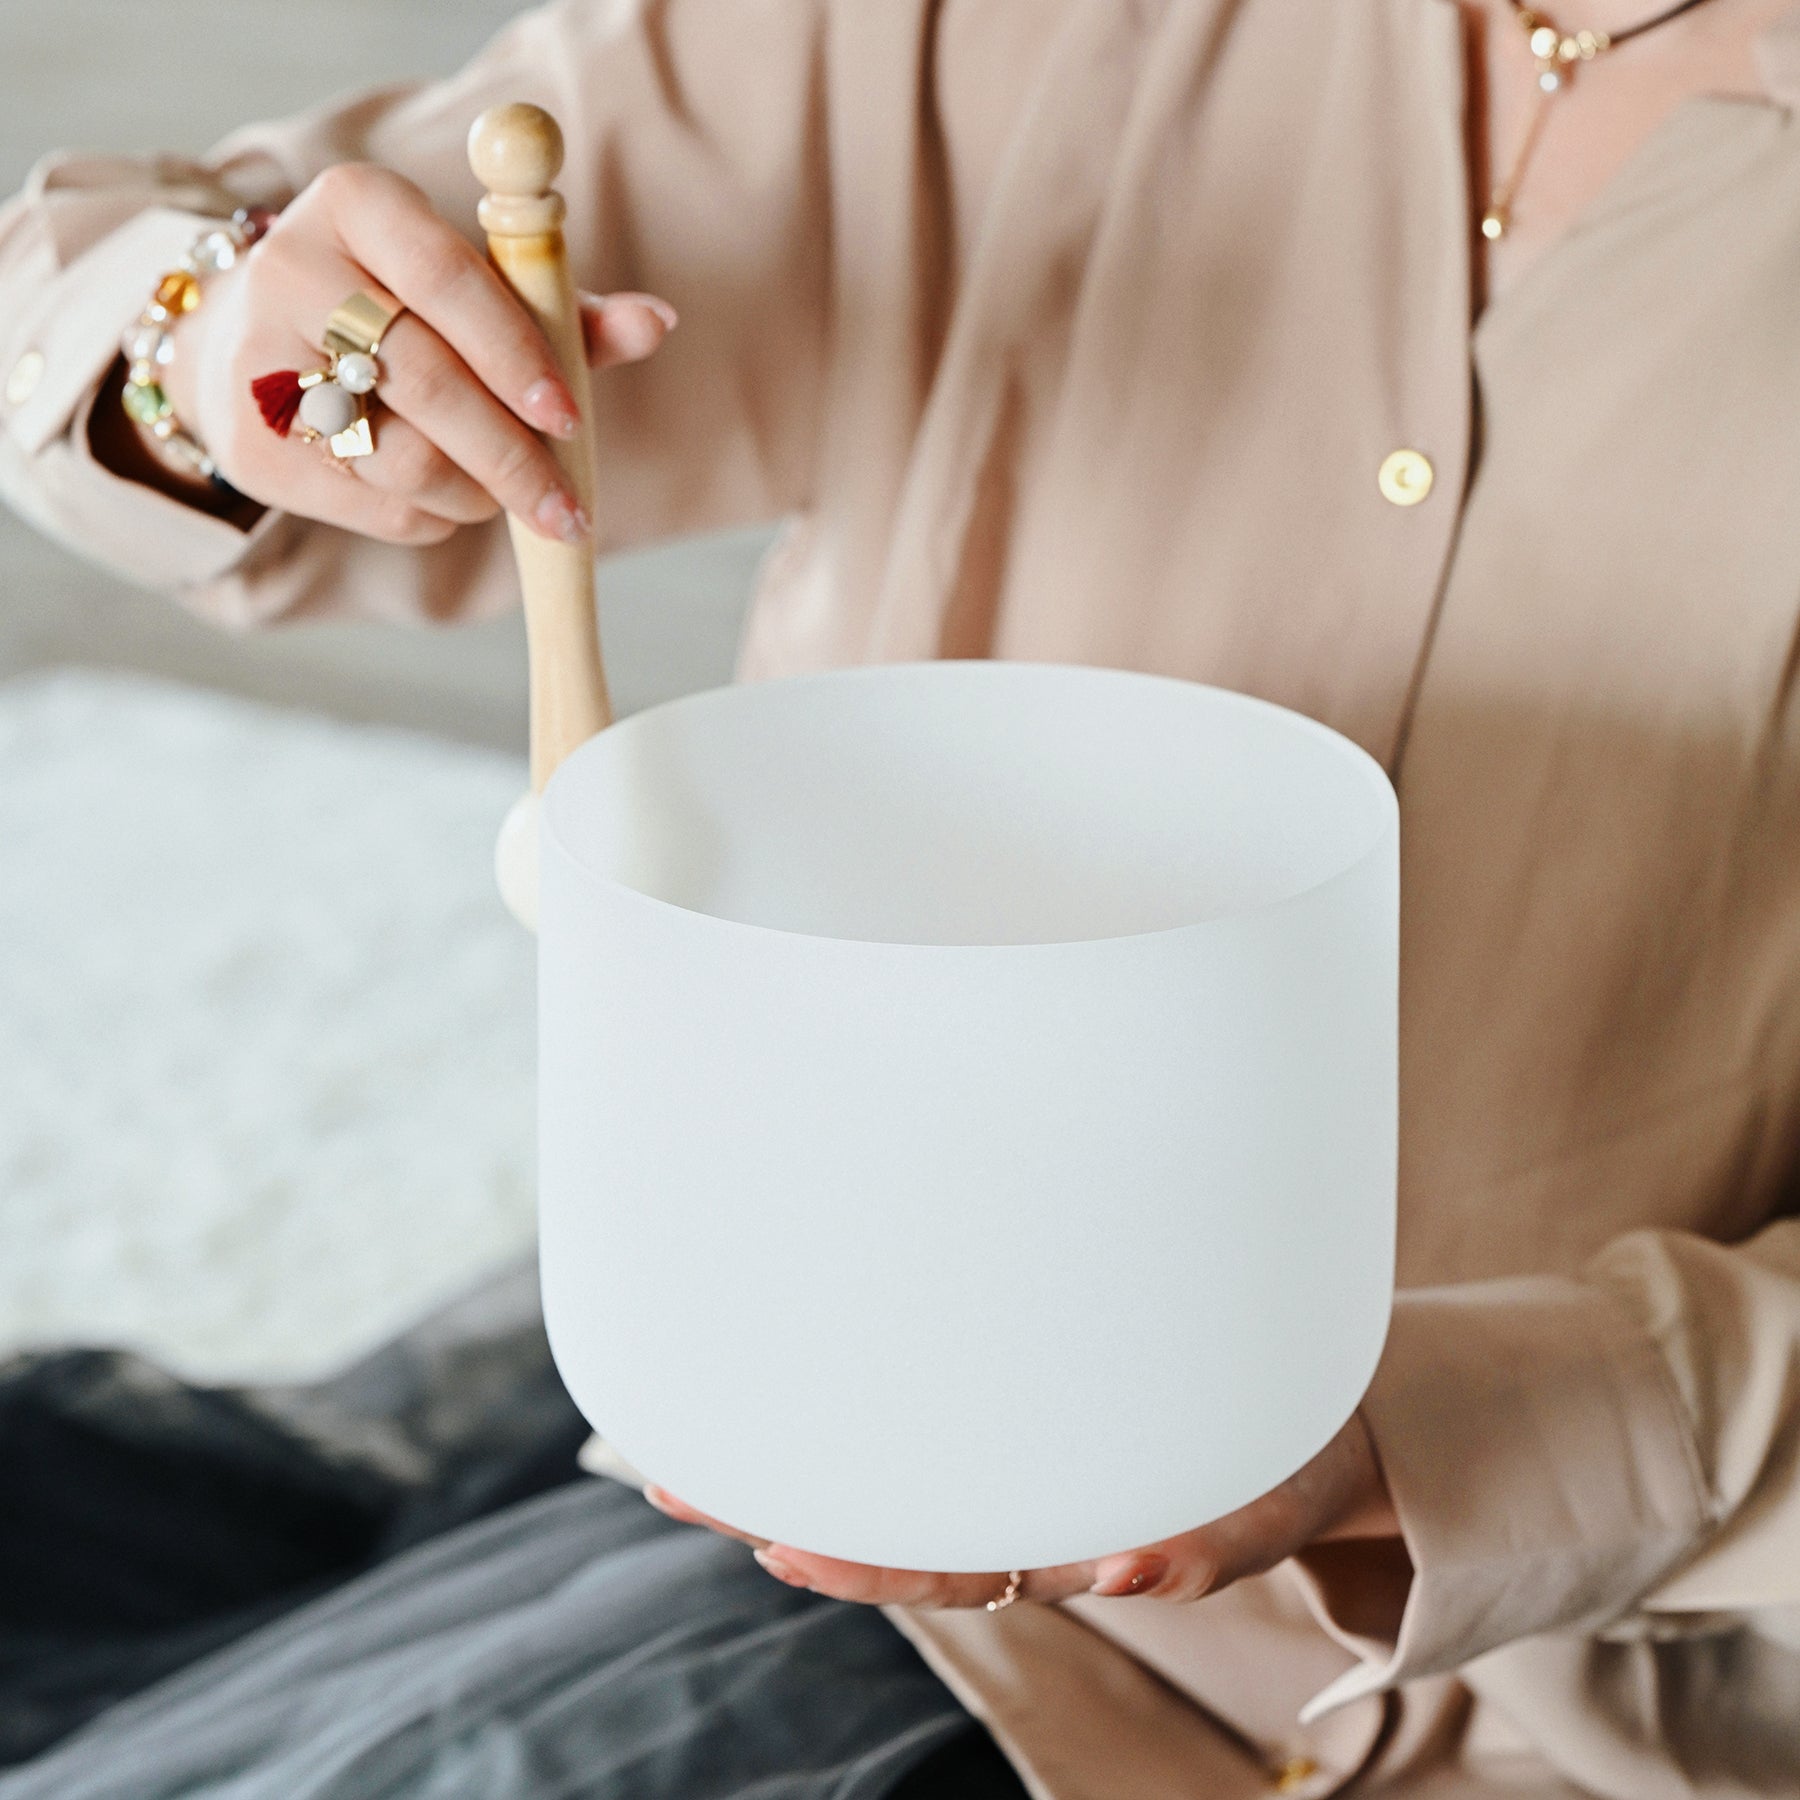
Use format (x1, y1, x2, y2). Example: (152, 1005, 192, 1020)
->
(323, 290, 404, 360)
(985, 1570, 1025, 1613)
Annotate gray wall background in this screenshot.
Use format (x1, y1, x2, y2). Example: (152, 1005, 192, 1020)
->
(0, 0, 769, 744)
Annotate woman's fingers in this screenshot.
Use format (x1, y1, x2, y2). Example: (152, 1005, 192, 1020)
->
(350, 412, 500, 525)
(322, 163, 583, 438)
(258, 450, 460, 547)
(183, 164, 682, 551)
(1088, 1534, 1219, 1602)
(637, 1489, 1100, 1610)
(752, 1550, 987, 1608)
(222, 204, 583, 540)
(374, 312, 586, 540)
(749, 1550, 1099, 1610)
(641, 1424, 1392, 1614)
(278, 165, 586, 537)
(579, 291, 679, 368)
(644, 1485, 1096, 1606)
(641, 1486, 770, 1550)
(1086, 1415, 1397, 1603)
(1079, 1492, 1307, 1604)
(1085, 1490, 1305, 1601)
(725, 1431, 1359, 1608)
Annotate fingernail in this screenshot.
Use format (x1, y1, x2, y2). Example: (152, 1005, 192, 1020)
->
(533, 491, 590, 545)
(644, 296, 678, 331)
(754, 1547, 810, 1588)
(1090, 1554, 1168, 1598)
(522, 376, 580, 438)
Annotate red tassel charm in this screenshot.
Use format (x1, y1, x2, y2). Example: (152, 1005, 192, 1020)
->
(251, 369, 304, 437)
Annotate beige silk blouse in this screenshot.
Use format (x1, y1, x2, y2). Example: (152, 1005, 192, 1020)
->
(4, 1, 1800, 1793)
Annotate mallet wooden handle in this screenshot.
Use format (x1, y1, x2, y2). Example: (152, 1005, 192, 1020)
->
(468, 102, 612, 794)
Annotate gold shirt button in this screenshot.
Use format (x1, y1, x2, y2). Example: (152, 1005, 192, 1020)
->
(5, 348, 44, 408)
(1377, 447, 1433, 507)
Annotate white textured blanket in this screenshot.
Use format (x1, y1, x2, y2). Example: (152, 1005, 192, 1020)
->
(0, 670, 538, 1381)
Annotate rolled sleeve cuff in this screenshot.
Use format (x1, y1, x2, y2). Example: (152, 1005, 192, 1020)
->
(1, 202, 285, 602)
(1296, 1276, 1711, 1723)
(4, 204, 216, 459)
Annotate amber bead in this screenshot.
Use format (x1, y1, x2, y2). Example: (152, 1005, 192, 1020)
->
(153, 269, 202, 315)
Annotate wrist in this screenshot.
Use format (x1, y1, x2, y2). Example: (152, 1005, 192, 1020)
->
(89, 357, 259, 526)
(156, 255, 225, 429)
(98, 208, 271, 526)
(1287, 1413, 1411, 1647)
(1318, 1410, 1402, 1543)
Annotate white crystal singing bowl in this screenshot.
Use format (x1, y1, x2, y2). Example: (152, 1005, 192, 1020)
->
(537, 660, 1398, 1571)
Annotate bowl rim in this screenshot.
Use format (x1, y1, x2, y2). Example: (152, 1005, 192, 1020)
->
(540, 659, 1399, 953)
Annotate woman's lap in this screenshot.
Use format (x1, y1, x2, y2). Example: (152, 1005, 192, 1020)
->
(0, 1475, 1022, 1799)
(1, 1266, 1028, 1798)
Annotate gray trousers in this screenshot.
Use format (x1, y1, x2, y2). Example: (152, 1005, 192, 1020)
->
(0, 1263, 1022, 1800)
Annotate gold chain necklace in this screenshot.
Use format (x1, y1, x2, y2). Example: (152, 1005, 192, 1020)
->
(1481, 0, 1718, 240)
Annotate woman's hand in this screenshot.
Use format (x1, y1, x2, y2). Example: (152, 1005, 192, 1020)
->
(154, 162, 676, 543)
(643, 1410, 1402, 1609)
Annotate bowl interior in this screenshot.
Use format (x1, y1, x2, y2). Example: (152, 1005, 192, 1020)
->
(543, 661, 1393, 947)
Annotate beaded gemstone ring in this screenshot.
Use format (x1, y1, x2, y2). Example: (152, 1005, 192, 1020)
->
(251, 290, 403, 461)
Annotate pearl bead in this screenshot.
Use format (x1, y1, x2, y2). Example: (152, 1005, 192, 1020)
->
(122, 322, 168, 366)
(298, 380, 357, 436)
(1538, 68, 1563, 92)
(334, 351, 379, 395)
(192, 230, 239, 274)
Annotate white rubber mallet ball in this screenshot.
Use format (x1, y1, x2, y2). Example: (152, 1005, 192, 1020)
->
(494, 790, 540, 931)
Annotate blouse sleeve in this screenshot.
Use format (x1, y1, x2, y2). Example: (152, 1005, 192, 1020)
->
(1293, 1215, 1800, 1721)
(0, 0, 833, 629)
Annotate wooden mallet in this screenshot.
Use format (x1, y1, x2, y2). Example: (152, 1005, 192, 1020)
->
(467, 102, 612, 927)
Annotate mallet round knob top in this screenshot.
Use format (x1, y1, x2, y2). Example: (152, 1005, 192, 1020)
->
(467, 103, 564, 197)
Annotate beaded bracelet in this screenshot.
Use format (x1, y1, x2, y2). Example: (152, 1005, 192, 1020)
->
(119, 206, 275, 489)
